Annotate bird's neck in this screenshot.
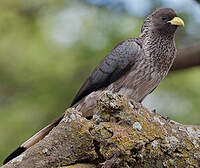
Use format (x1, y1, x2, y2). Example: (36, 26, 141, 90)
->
(139, 27, 175, 41)
(139, 31, 176, 73)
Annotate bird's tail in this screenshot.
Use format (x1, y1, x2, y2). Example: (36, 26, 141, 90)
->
(3, 113, 65, 165)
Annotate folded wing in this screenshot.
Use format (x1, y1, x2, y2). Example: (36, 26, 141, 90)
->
(71, 39, 141, 106)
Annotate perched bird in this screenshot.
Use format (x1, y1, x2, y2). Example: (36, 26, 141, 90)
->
(3, 8, 184, 164)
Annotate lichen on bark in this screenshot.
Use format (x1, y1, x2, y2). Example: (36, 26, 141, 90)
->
(2, 91, 200, 168)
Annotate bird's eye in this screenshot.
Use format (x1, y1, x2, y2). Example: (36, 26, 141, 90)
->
(162, 16, 167, 21)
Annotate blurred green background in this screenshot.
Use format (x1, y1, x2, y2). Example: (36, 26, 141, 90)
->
(0, 0, 200, 163)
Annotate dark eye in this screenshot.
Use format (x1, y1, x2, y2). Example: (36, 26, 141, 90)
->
(162, 16, 167, 21)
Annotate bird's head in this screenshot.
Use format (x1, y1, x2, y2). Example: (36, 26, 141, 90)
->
(142, 8, 184, 36)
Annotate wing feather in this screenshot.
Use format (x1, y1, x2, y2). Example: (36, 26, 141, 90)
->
(71, 39, 141, 106)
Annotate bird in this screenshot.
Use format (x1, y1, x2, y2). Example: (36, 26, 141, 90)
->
(3, 8, 184, 165)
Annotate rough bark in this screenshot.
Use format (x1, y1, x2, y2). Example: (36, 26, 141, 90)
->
(2, 91, 200, 168)
(171, 43, 200, 71)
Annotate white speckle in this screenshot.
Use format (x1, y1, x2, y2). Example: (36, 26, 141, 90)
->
(62, 116, 72, 123)
(163, 159, 175, 167)
(163, 161, 167, 167)
(196, 128, 200, 135)
(152, 140, 158, 149)
(153, 116, 165, 125)
(110, 102, 116, 108)
(92, 114, 101, 123)
(172, 129, 177, 133)
(42, 148, 48, 153)
(45, 134, 50, 138)
(169, 159, 175, 165)
(61, 112, 81, 123)
(178, 126, 186, 132)
(129, 102, 134, 109)
(163, 129, 168, 135)
(194, 152, 200, 159)
(93, 114, 99, 120)
(133, 122, 142, 131)
(119, 111, 124, 116)
(11, 153, 25, 163)
(192, 139, 199, 148)
(186, 127, 200, 139)
(70, 114, 76, 120)
(165, 136, 179, 146)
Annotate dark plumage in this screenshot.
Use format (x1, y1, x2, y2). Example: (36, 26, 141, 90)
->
(3, 147, 26, 165)
(71, 8, 184, 107)
(3, 8, 184, 165)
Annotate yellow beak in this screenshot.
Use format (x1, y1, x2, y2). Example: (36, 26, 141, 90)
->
(168, 17, 184, 26)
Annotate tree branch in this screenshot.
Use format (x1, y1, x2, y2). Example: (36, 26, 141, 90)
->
(171, 43, 200, 71)
(2, 91, 200, 168)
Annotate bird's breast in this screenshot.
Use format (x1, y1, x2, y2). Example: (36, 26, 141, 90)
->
(107, 38, 176, 103)
(108, 60, 166, 102)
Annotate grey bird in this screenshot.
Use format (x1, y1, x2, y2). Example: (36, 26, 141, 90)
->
(3, 8, 184, 164)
